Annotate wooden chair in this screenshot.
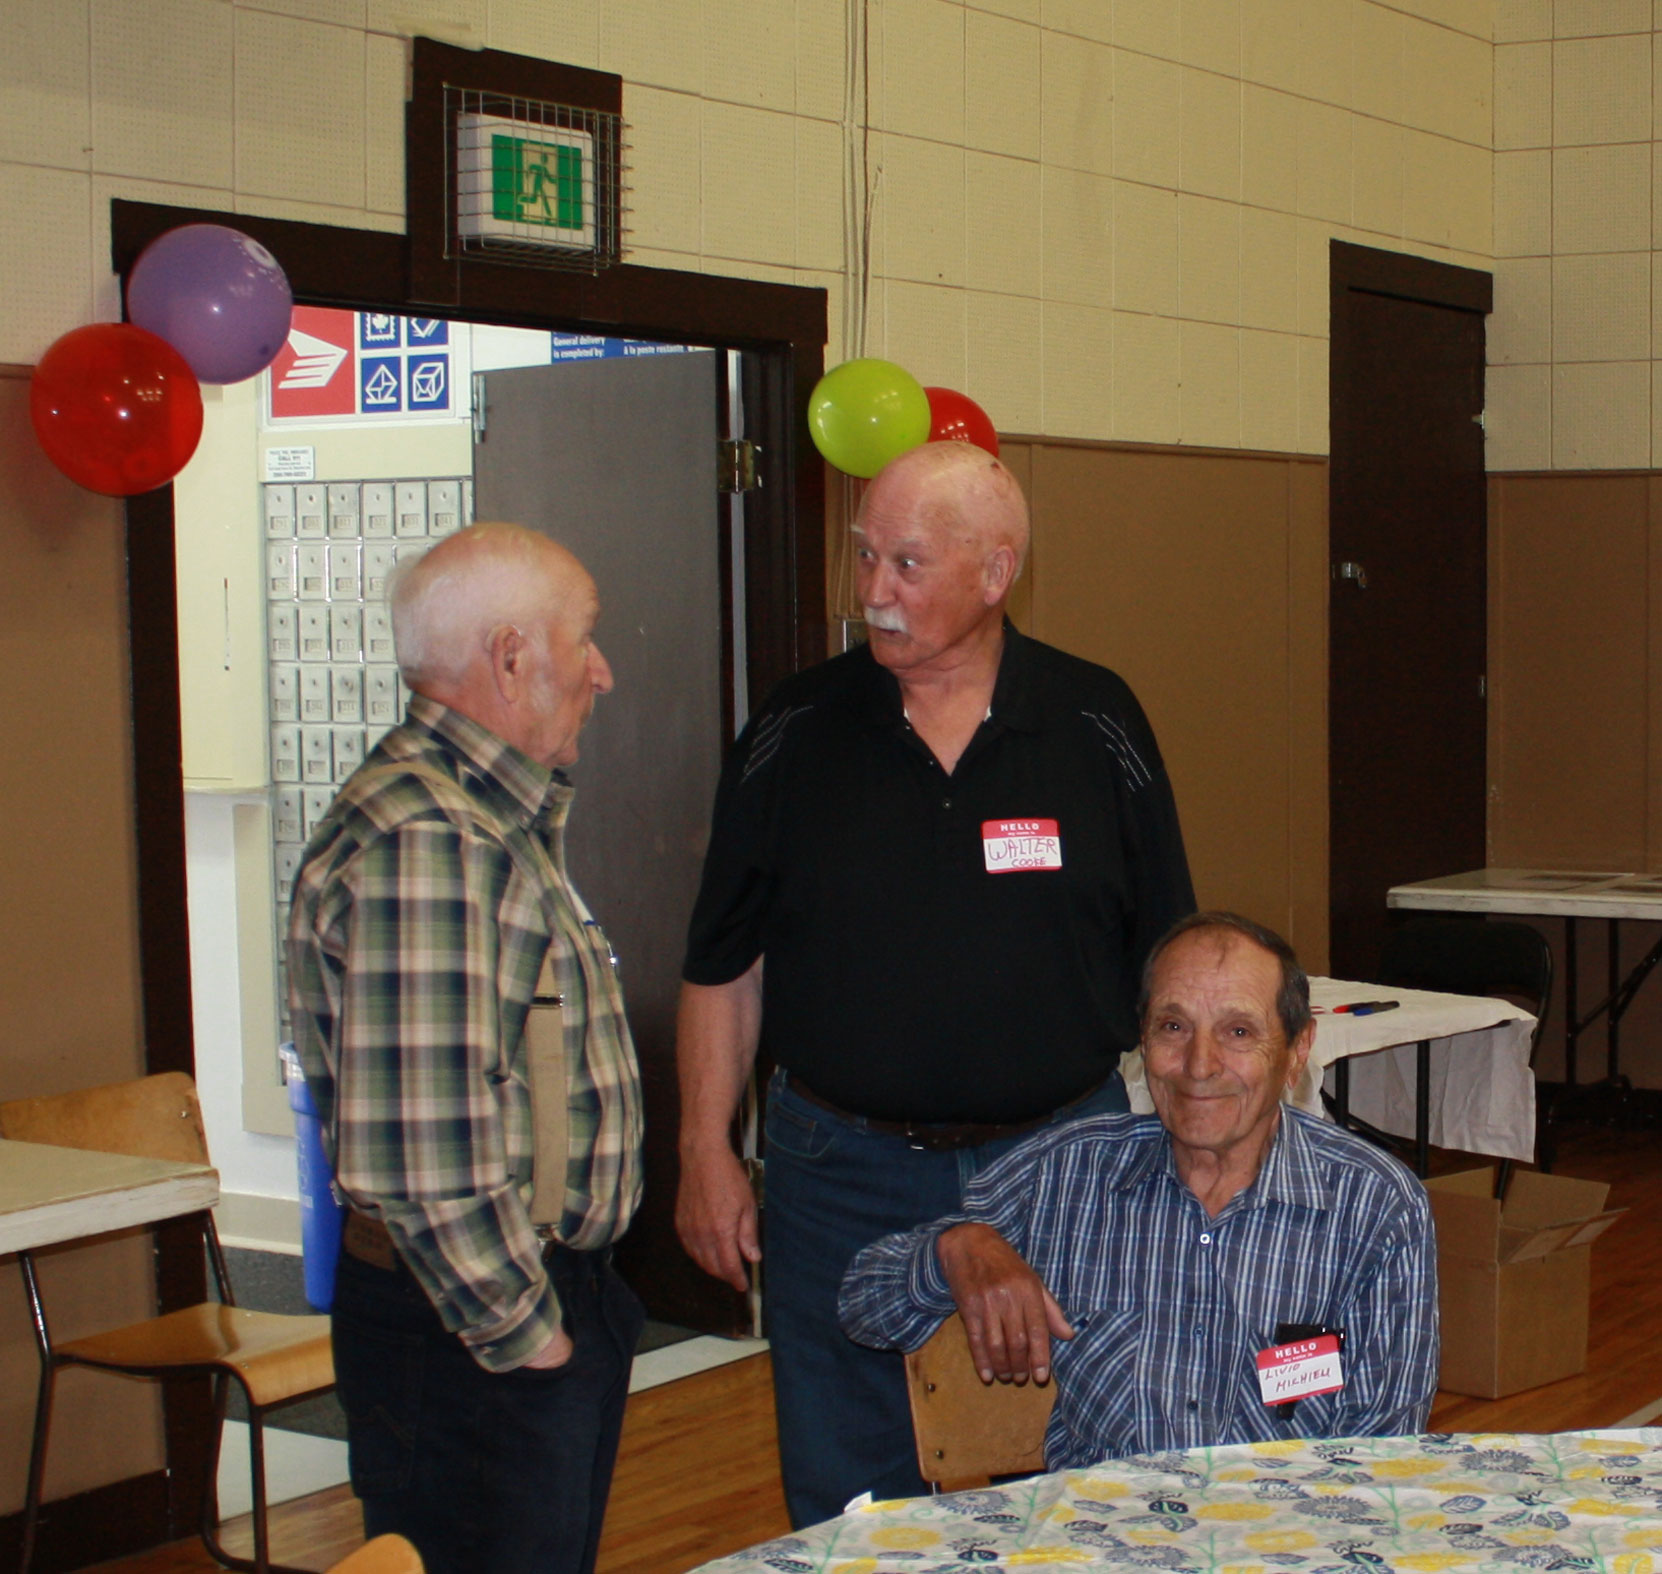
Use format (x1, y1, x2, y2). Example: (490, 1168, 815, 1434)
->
(326, 1537, 423, 1574)
(0, 1071, 335, 1574)
(903, 1312, 1056, 1492)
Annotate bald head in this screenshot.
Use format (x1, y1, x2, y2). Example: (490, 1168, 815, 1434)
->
(857, 441, 1030, 579)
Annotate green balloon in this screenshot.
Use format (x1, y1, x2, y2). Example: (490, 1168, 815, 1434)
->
(807, 358, 932, 478)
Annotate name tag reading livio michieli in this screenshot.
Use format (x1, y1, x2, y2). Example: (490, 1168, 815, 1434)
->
(1256, 1335, 1344, 1406)
(982, 818, 1063, 873)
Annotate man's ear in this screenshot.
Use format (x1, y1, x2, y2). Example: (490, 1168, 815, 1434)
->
(485, 622, 525, 704)
(983, 543, 1016, 604)
(1285, 1020, 1316, 1089)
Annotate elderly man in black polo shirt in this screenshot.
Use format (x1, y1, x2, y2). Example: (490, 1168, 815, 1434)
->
(676, 440, 1195, 1526)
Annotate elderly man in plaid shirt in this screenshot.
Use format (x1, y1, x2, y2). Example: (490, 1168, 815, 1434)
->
(288, 521, 643, 1574)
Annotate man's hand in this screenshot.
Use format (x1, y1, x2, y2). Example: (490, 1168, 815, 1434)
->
(676, 1144, 761, 1293)
(937, 1222, 1074, 1385)
(522, 1324, 574, 1370)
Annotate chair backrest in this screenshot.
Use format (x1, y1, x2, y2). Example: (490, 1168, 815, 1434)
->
(0, 1071, 210, 1166)
(1377, 918, 1553, 1057)
(903, 1312, 1055, 1487)
(327, 1537, 424, 1574)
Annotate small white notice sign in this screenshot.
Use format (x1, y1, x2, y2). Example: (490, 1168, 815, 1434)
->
(265, 446, 316, 482)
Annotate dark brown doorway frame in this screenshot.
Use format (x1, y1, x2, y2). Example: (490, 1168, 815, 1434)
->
(107, 193, 825, 1550)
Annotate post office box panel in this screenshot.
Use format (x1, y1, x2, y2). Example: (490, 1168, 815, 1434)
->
(364, 542, 398, 599)
(266, 542, 296, 599)
(362, 481, 394, 537)
(272, 788, 303, 844)
(296, 485, 327, 538)
(303, 786, 335, 838)
(332, 727, 365, 782)
(331, 665, 364, 723)
(299, 607, 331, 662)
(274, 843, 303, 902)
(301, 726, 334, 783)
(296, 542, 328, 601)
(364, 607, 396, 662)
(271, 724, 301, 783)
(264, 484, 296, 537)
(270, 663, 299, 723)
(268, 603, 299, 662)
(395, 481, 428, 536)
(327, 482, 361, 538)
(299, 667, 330, 723)
(329, 541, 362, 600)
(365, 665, 401, 724)
(331, 605, 363, 662)
(428, 479, 461, 536)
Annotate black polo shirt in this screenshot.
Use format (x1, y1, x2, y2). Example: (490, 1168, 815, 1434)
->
(682, 628, 1196, 1124)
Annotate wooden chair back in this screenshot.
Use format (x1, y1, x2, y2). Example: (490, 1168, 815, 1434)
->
(904, 1312, 1056, 1490)
(0, 1070, 209, 1167)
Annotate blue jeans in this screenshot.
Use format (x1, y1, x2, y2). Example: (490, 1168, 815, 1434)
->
(331, 1239, 644, 1574)
(762, 1067, 1129, 1527)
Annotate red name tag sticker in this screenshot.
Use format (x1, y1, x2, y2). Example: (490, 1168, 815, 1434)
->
(1255, 1334, 1344, 1406)
(982, 819, 1063, 873)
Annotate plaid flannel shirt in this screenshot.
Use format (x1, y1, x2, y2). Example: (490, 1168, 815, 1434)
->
(288, 695, 643, 1372)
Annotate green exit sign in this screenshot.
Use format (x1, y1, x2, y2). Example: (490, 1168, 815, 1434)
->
(459, 112, 595, 251)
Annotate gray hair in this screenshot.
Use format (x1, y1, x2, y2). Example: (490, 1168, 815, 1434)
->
(1139, 910, 1312, 1044)
(388, 523, 568, 687)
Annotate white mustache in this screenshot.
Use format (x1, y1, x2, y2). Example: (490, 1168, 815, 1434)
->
(863, 606, 908, 634)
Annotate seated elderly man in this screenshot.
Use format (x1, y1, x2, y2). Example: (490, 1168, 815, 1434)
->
(839, 911, 1437, 1468)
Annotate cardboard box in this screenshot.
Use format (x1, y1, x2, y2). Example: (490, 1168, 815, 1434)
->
(1424, 1168, 1625, 1399)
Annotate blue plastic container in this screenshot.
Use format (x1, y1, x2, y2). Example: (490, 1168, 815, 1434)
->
(281, 1043, 346, 1312)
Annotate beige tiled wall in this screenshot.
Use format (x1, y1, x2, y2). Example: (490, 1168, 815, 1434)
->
(1, 0, 1494, 457)
(1489, 0, 1662, 469)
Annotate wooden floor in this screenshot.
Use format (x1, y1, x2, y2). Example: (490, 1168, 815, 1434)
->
(88, 1122, 1661, 1574)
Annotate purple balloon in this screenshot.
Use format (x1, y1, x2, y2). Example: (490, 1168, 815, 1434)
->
(127, 224, 293, 385)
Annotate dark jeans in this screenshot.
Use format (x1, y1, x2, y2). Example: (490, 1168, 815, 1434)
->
(331, 1238, 644, 1574)
(762, 1067, 1129, 1527)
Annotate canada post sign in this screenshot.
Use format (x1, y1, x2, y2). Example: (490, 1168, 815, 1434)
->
(266, 308, 467, 426)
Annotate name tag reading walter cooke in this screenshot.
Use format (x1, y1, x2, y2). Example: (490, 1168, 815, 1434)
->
(1255, 1334, 1344, 1406)
(982, 818, 1063, 873)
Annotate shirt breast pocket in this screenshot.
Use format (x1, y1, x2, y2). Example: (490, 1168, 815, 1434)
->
(1053, 1303, 1143, 1453)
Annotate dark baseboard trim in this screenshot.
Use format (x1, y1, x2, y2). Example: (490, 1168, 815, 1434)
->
(0, 1470, 170, 1573)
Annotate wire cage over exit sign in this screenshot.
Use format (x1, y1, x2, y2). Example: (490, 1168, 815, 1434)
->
(447, 87, 624, 271)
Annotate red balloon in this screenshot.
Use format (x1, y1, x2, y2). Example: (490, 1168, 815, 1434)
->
(30, 323, 204, 496)
(924, 385, 999, 457)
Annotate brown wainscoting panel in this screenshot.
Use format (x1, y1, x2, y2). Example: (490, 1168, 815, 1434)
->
(0, 1469, 169, 1574)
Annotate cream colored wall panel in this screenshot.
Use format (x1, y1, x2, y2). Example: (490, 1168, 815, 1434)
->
(1114, 49, 1181, 189)
(1554, 33, 1651, 145)
(1553, 250, 1650, 361)
(1400, 22, 1489, 146)
(797, 0, 846, 122)
(1401, 129, 1488, 252)
(882, 0, 964, 143)
(1180, 321, 1242, 447)
(1241, 84, 1298, 212)
(1494, 0, 1552, 39)
(1180, 67, 1241, 202)
(1115, 0, 1179, 60)
(1553, 142, 1651, 252)
(1042, 0, 1111, 43)
(1351, 2, 1403, 122)
(1111, 310, 1181, 442)
(1296, 332, 1328, 453)
(1556, 0, 1650, 34)
(970, 0, 1040, 19)
(1113, 180, 1179, 315)
(797, 116, 844, 273)
(89, 172, 231, 324)
(705, 0, 794, 111)
(1652, 253, 1662, 355)
(1040, 31, 1112, 174)
(1388, 0, 1490, 36)
(966, 12, 1041, 159)
(598, 0, 704, 93)
(794, 265, 846, 360)
(703, 102, 796, 264)
(881, 134, 966, 285)
(1240, 0, 1301, 93)
(1490, 256, 1553, 365)
(92, 0, 232, 185)
(486, 0, 598, 64)
(883, 279, 969, 388)
(1486, 363, 1552, 468)
(1442, 138, 1493, 254)
(238, 0, 367, 21)
(1649, 362, 1662, 462)
(1351, 118, 1405, 239)
(1239, 327, 1299, 452)
(1178, 193, 1242, 324)
(0, 165, 92, 363)
(1297, 0, 1353, 109)
(627, 86, 702, 255)
(235, 12, 364, 207)
(966, 152, 1041, 295)
(1041, 164, 1113, 307)
(231, 192, 399, 229)
(1494, 148, 1552, 255)
(0, 2, 90, 169)
(1296, 98, 1350, 224)
(966, 290, 1042, 431)
(366, 0, 484, 38)
(1494, 41, 1552, 149)
(1553, 360, 1651, 466)
(1041, 300, 1113, 438)
(365, 30, 405, 217)
(1296, 217, 1331, 338)
(1240, 205, 1298, 332)
(1179, 0, 1240, 77)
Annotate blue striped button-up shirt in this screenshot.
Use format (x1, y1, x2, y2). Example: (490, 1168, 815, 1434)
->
(838, 1108, 1438, 1468)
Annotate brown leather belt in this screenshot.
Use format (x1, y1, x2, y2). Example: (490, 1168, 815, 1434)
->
(342, 1211, 399, 1271)
(783, 1072, 1107, 1152)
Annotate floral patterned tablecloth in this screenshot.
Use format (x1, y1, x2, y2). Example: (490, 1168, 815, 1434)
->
(693, 1430, 1662, 1574)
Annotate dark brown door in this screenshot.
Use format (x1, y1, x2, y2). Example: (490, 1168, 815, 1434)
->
(1328, 242, 1492, 978)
